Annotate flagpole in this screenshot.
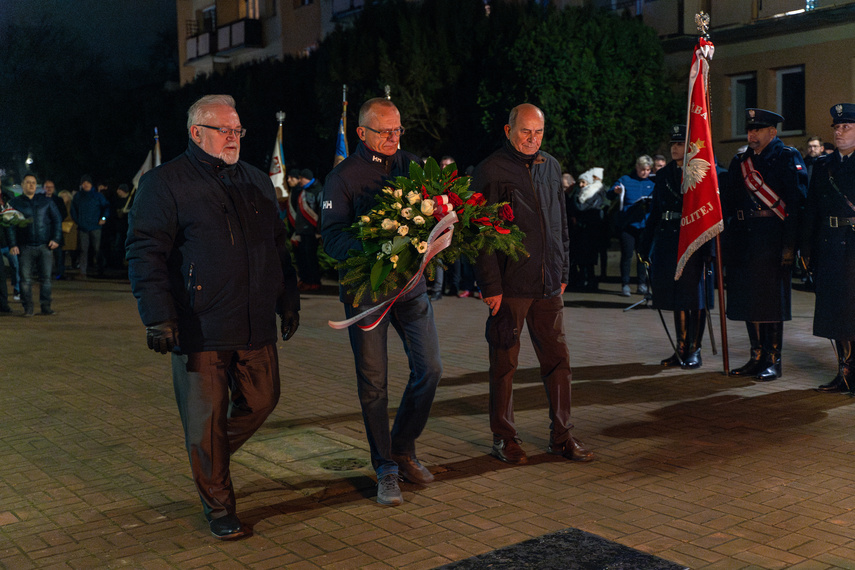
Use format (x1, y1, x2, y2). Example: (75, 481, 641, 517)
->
(342, 84, 348, 156)
(696, 12, 730, 375)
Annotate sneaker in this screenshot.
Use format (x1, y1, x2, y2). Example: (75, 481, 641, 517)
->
(620, 284, 631, 297)
(392, 454, 434, 484)
(456, 290, 471, 298)
(377, 473, 403, 506)
(548, 435, 594, 462)
(13, 294, 20, 301)
(491, 438, 528, 465)
(636, 284, 648, 295)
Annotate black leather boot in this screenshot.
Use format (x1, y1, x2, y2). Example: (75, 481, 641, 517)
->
(842, 341, 855, 394)
(730, 322, 763, 376)
(681, 309, 706, 369)
(661, 311, 688, 367)
(756, 322, 783, 381)
(817, 340, 848, 392)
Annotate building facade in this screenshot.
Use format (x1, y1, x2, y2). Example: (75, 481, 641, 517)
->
(176, 0, 855, 161)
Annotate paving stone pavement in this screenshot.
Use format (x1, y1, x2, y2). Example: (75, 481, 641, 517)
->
(2, 273, 855, 569)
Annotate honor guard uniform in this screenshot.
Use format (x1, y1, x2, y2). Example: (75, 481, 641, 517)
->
(641, 124, 715, 369)
(801, 103, 855, 393)
(723, 108, 808, 380)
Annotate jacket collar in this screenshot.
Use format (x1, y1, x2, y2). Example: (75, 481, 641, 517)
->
(187, 139, 237, 174)
(503, 140, 544, 167)
(355, 141, 397, 170)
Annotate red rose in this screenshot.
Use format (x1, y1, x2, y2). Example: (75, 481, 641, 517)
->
(466, 192, 486, 206)
(447, 192, 464, 208)
(498, 204, 514, 222)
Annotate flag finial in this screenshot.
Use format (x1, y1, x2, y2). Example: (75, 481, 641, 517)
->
(276, 110, 286, 125)
(695, 11, 710, 37)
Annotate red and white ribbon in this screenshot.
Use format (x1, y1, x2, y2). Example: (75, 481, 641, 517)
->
(329, 211, 458, 331)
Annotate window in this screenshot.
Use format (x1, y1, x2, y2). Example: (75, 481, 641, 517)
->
(777, 66, 805, 135)
(730, 73, 757, 137)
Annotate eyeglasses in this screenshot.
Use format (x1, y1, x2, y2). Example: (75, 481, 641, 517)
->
(196, 124, 247, 138)
(361, 125, 405, 139)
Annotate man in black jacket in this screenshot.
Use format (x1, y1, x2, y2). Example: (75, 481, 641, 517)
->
(321, 98, 441, 507)
(6, 173, 62, 316)
(474, 103, 593, 466)
(127, 94, 300, 540)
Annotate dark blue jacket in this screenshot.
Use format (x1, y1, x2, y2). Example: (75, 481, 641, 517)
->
(473, 141, 568, 299)
(723, 137, 807, 321)
(6, 193, 62, 248)
(321, 141, 425, 304)
(126, 141, 299, 353)
(802, 151, 855, 339)
(71, 188, 110, 231)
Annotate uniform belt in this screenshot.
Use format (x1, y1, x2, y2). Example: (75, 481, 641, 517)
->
(661, 211, 681, 221)
(736, 209, 776, 220)
(828, 216, 855, 228)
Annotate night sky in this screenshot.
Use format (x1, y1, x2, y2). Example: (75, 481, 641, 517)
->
(0, 0, 176, 75)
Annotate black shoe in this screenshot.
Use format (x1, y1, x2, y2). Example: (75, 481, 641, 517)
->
(755, 361, 782, 381)
(429, 292, 442, 301)
(730, 359, 763, 376)
(209, 513, 247, 540)
(816, 374, 847, 393)
(22, 310, 34, 318)
(660, 353, 683, 367)
(681, 349, 702, 369)
(40, 307, 56, 316)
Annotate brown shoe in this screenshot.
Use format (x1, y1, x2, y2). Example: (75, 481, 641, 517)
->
(549, 435, 594, 462)
(392, 454, 434, 484)
(491, 438, 528, 465)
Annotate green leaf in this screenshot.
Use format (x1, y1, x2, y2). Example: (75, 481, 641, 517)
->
(370, 258, 394, 291)
(396, 244, 417, 274)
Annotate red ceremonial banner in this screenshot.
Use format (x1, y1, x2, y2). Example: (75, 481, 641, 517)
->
(675, 38, 724, 280)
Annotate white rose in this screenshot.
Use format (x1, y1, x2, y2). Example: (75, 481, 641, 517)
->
(381, 218, 398, 231)
(394, 188, 403, 198)
(393, 203, 402, 210)
(381, 241, 393, 255)
(401, 207, 414, 219)
(420, 199, 435, 216)
(416, 241, 428, 253)
(360, 215, 371, 224)
(406, 191, 421, 205)
(413, 216, 425, 225)
(398, 225, 409, 236)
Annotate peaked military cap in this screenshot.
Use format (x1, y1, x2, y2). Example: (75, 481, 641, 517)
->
(670, 124, 687, 143)
(745, 108, 784, 129)
(830, 103, 855, 125)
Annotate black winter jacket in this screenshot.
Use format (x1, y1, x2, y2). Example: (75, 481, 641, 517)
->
(473, 141, 569, 299)
(321, 141, 426, 304)
(126, 141, 299, 353)
(6, 193, 62, 248)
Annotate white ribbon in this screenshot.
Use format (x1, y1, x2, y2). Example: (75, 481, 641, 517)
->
(329, 211, 458, 331)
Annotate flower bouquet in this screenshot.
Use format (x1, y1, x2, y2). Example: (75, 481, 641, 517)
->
(338, 157, 527, 305)
(0, 206, 31, 229)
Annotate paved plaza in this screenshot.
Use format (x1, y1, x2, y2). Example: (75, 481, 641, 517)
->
(2, 271, 855, 569)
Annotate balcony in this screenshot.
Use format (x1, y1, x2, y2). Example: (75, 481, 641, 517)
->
(185, 18, 262, 62)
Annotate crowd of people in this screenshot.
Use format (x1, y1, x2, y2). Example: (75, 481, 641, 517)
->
(3, 92, 854, 542)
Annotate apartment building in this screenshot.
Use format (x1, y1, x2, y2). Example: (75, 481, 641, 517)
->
(177, 0, 855, 158)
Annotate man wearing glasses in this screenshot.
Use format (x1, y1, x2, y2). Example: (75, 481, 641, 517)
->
(321, 98, 442, 507)
(127, 94, 300, 540)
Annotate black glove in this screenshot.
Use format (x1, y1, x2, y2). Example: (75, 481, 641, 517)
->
(146, 320, 179, 354)
(280, 311, 299, 341)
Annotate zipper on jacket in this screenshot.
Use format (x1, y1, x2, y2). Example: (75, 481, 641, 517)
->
(187, 262, 196, 311)
(528, 167, 547, 294)
(222, 203, 235, 245)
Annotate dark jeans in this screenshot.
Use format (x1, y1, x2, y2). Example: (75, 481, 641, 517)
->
(488, 295, 574, 445)
(1, 247, 20, 292)
(171, 345, 280, 520)
(619, 228, 648, 286)
(344, 292, 442, 477)
(78, 228, 102, 276)
(295, 233, 321, 285)
(19, 245, 54, 311)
